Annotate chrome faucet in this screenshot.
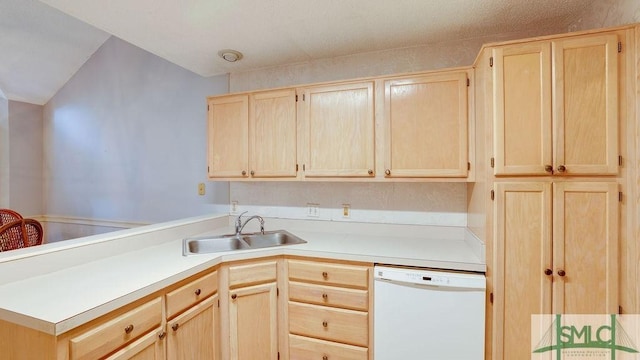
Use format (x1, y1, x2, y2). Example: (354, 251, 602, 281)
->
(235, 211, 265, 236)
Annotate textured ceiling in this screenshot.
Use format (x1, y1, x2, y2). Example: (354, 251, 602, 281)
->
(3, 0, 596, 104)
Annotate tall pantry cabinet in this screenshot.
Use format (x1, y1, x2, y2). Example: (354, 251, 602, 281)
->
(471, 25, 637, 360)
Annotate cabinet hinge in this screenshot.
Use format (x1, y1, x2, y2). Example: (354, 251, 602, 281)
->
(467, 162, 471, 171)
(466, 78, 470, 87)
(277, 287, 279, 297)
(618, 155, 623, 166)
(490, 157, 495, 168)
(207, 105, 209, 111)
(207, 166, 210, 173)
(490, 190, 495, 200)
(619, 305, 623, 314)
(490, 292, 494, 304)
(303, 164, 306, 171)
(295, 94, 298, 102)
(296, 164, 299, 172)
(489, 57, 493, 67)
(303, 94, 305, 101)
(618, 41, 622, 53)
(278, 352, 280, 360)
(217, 299, 220, 308)
(619, 192, 623, 202)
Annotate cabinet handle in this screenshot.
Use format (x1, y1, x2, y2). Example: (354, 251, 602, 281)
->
(158, 331, 166, 340)
(231, 294, 237, 300)
(322, 321, 328, 328)
(368, 169, 373, 175)
(557, 165, 566, 173)
(322, 293, 328, 300)
(241, 170, 247, 176)
(544, 269, 552, 276)
(323, 356, 328, 360)
(384, 169, 391, 176)
(322, 271, 328, 279)
(124, 324, 134, 334)
(172, 323, 180, 331)
(250, 170, 255, 176)
(557, 269, 566, 277)
(544, 165, 553, 173)
(195, 288, 201, 296)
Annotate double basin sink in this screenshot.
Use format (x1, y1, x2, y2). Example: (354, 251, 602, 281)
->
(183, 230, 306, 256)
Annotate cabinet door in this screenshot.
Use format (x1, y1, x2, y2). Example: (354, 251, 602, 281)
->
(552, 34, 619, 175)
(301, 82, 375, 177)
(229, 282, 278, 360)
(167, 294, 218, 360)
(250, 89, 298, 178)
(384, 71, 469, 177)
(208, 95, 249, 178)
(493, 182, 552, 360)
(552, 182, 618, 313)
(105, 329, 165, 360)
(492, 42, 552, 175)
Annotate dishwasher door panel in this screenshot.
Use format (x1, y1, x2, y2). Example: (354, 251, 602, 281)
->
(373, 269, 485, 360)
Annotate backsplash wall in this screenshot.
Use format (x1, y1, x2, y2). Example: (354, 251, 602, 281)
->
(230, 182, 467, 226)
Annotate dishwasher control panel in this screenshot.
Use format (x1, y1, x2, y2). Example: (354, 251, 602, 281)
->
(374, 266, 486, 289)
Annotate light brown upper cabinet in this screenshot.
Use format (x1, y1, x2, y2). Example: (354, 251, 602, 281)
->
(492, 33, 620, 176)
(208, 95, 249, 178)
(299, 81, 375, 178)
(383, 71, 469, 178)
(207, 89, 298, 179)
(250, 89, 298, 178)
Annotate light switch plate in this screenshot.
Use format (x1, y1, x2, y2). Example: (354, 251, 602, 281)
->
(198, 183, 205, 196)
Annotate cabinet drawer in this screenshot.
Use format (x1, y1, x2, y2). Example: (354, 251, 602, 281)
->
(289, 281, 368, 311)
(289, 334, 368, 360)
(288, 260, 369, 289)
(289, 301, 368, 347)
(229, 260, 277, 287)
(166, 270, 218, 319)
(69, 297, 162, 360)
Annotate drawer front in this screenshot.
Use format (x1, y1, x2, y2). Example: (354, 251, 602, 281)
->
(289, 301, 368, 347)
(289, 281, 368, 311)
(289, 334, 368, 360)
(166, 270, 218, 319)
(229, 260, 277, 287)
(288, 260, 369, 289)
(70, 297, 162, 360)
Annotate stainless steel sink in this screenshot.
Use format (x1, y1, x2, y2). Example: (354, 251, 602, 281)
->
(242, 230, 307, 248)
(183, 230, 306, 256)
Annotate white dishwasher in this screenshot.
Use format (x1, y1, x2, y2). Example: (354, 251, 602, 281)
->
(374, 265, 486, 360)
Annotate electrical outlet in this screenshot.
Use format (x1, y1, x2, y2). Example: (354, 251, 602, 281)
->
(230, 201, 238, 214)
(307, 203, 319, 217)
(342, 204, 350, 218)
(198, 183, 205, 196)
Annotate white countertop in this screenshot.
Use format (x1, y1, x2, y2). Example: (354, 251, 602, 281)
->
(0, 215, 485, 336)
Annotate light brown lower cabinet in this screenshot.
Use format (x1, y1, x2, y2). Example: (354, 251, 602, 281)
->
(289, 334, 368, 360)
(167, 294, 218, 360)
(105, 328, 166, 360)
(492, 181, 619, 360)
(224, 260, 279, 360)
(287, 259, 372, 360)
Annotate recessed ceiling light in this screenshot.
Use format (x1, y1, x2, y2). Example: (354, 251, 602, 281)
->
(218, 49, 243, 62)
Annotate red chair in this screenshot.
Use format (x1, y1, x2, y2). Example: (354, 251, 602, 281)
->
(0, 209, 23, 226)
(0, 219, 44, 251)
